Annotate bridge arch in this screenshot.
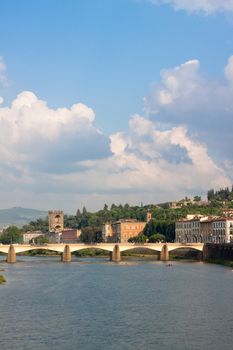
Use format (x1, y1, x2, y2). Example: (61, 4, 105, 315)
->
(168, 245, 203, 253)
(119, 246, 161, 260)
(71, 247, 111, 257)
(70, 245, 112, 254)
(168, 246, 203, 260)
(120, 246, 161, 254)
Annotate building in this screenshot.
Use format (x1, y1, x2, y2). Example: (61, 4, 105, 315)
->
(102, 219, 146, 243)
(222, 209, 233, 217)
(146, 211, 152, 222)
(61, 229, 81, 243)
(23, 231, 44, 244)
(157, 199, 208, 209)
(102, 223, 113, 242)
(49, 232, 62, 243)
(102, 212, 152, 243)
(175, 215, 233, 243)
(175, 216, 202, 243)
(48, 210, 64, 232)
(210, 217, 233, 243)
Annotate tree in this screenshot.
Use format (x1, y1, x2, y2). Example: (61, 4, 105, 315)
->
(128, 234, 147, 243)
(207, 189, 215, 201)
(30, 235, 49, 244)
(76, 209, 82, 219)
(143, 219, 175, 242)
(0, 226, 22, 244)
(22, 217, 49, 233)
(193, 196, 201, 202)
(64, 215, 78, 229)
(82, 206, 88, 215)
(80, 226, 103, 243)
(148, 233, 166, 243)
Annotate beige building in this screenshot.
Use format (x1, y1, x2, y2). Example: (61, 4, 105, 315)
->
(176, 215, 233, 243)
(103, 219, 147, 243)
(175, 216, 202, 243)
(23, 231, 44, 244)
(102, 223, 113, 242)
(222, 209, 233, 217)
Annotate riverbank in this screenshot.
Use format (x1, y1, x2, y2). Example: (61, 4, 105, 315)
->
(0, 274, 6, 284)
(205, 259, 233, 269)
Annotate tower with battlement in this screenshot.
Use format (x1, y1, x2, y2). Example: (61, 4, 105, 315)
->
(48, 210, 64, 232)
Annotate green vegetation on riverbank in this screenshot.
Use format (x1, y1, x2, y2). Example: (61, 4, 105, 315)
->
(205, 259, 233, 269)
(22, 250, 59, 256)
(0, 274, 6, 284)
(74, 248, 109, 257)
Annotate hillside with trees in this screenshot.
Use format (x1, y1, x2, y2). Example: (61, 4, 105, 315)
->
(2, 186, 232, 244)
(18, 198, 227, 243)
(207, 187, 233, 203)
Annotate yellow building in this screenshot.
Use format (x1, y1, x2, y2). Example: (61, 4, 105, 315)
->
(103, 219, 148, 243)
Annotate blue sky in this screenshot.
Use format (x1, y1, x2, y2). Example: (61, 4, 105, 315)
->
(0, 0, 233, 212)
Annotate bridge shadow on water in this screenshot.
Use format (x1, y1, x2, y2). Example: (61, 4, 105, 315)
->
(170, 248, 202, 260)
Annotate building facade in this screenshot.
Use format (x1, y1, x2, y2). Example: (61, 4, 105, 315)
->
(176, 215, 233, 243)
(23, 231, 44, 244)
(102, 219, 147, 243)
(102, 223, 113, 242)
(61, 229, 81, 243)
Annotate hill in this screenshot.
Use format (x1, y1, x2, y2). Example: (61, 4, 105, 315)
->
(0, 207, 47, 230)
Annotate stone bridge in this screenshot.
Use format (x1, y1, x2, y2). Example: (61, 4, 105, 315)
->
(0, 243, 204, 263)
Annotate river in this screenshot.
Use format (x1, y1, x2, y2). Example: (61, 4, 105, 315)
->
(0, 256, 233, 350)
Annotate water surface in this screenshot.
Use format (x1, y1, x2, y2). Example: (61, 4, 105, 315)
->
(0, 256, 232, 350)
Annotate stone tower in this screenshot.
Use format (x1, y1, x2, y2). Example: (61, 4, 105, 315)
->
(48, 210, 64, 232)
(146, 211, 152, 223)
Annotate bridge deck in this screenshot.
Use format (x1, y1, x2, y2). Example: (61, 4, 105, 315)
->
(0, 243, 204, 254)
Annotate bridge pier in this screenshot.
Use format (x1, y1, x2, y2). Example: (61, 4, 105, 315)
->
(7, 244, 16, 263)
(111, 244, 121, 262)
(62, 245, 72, 262)
(202, 244, 211, 261)
(160, 244, 169, 261)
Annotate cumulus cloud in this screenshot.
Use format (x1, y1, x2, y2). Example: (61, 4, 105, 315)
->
(49, 114, 231, 207)
(0, 91, 111, 176)
(1, 61, 232, 210)
(0, 88, 231, 211)
(144, 55, 233, 161)
(149, 0, 233, 14)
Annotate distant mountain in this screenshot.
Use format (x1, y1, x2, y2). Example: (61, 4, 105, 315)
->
(0, 207, 47, 230)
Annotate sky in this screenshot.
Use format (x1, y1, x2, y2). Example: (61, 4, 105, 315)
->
(0, 0, 233, 213)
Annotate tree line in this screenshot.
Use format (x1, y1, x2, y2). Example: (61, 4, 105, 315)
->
(207, 186, 233, 203)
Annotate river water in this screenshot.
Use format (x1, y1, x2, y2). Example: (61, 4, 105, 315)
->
(0, 256, 233, 350)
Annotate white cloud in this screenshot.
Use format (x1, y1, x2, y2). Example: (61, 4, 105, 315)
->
(149, 0, 233, 14)
(0, 56, 9, 87)
(46, 114, 231, 209)
(0, 88, 231, 211)
(225, 55, 233, 82)
(0, 91, 111, 176)
(145, 55, 233, 162)
(1, 58, 233, 211)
